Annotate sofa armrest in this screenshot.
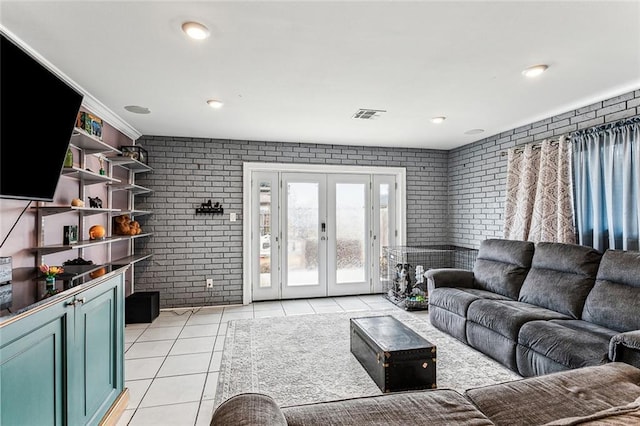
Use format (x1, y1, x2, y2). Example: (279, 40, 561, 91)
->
(210, 393, 288, 426)
(609, 330, 640, 368)
(425, 268, 474, 294)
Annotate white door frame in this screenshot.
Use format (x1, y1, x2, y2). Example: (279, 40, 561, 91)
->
(242, 162, 406, 305)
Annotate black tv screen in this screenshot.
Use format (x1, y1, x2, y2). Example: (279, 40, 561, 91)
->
(1, 33, 84, 202)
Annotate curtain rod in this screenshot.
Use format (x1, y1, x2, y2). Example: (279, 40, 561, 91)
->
(499, 136, 566, 157)
(498, 115, 639, 157)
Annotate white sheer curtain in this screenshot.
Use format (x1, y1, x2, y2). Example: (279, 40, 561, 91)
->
(503, 136, 576, 243)
(572, 118, 640, 251)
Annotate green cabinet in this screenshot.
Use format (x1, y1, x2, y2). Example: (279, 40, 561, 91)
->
(0, 273, 125, 426)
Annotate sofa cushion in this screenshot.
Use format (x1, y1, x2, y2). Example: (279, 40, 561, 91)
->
(210, 392, 288, 426)
(467, 300, 569, 341)
(610, 330, 640, 368)
(542, 396, 640, 425)
(517, 319, 615, 373)
(282, 389, 495, 426)
(518, 242, 602, 319)
(430, 288, 511, 317)
(582, 249, 640, 332)
(472, 239, 535, 299)
(429, 288, 513, 344)
(465, 362, 640, 426)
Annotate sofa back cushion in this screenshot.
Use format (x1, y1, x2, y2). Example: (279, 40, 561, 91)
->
(582, 249, 640, 332)
(518, 242, 602, 319)
(472, 239, 535, 299)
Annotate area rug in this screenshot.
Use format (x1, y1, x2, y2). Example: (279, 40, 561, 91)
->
(214, 308, 521, 409)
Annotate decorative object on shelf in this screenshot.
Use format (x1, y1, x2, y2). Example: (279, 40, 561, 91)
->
(64, 148, 74, 167)
(113, 214, 142, 235)
(39, 264, 64, 293)
(63, 257, 94, 266)
(71, 198, 85, 207)
(89, 267, 107, 279)
(88, 224, 106, 240)
(88, 196, 102, 208)
(98, 155, 105, 175)
(63, 225, 78, 245)
(120, 145, 148, 164)
(76, 111, 103, 140)
(196, 199, 224, 215)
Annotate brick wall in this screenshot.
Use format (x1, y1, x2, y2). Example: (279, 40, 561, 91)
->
(448, 89, 640, 249)
(133, 140, 448, 307)
(134, 88, 639, 307)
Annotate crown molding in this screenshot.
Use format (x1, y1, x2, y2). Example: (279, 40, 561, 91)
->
(0, 25, 142, 141)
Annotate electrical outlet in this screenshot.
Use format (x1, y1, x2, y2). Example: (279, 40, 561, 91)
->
(206, 278, 213, 288)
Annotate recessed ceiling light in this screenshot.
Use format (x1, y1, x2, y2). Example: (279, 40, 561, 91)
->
(182, 21, 210, 40)
(207, 99, 224, 109)
(464, 128, 485, 135)
(431, 116, 446, 124)
(124, 105, 151, 114)
(522, 64, 548, 78)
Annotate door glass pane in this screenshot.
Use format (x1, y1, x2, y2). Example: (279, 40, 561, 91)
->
(259, 181, 272, 288)
(336, 183, 365, 283)
(287, 182, 319, 286)
(379, 183, 390, 282)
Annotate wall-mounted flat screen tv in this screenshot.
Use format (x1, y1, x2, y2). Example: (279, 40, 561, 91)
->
(0, 32, 84, 202)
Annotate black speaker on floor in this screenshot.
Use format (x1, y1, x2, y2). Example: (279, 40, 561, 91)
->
(125, 291, 160, 324)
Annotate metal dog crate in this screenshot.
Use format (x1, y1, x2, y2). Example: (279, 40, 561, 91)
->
(381, 245, 479, 311)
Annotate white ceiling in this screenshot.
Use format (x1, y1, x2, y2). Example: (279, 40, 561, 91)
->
(2, 1, 639, 150)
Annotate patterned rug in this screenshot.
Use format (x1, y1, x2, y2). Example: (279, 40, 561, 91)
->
(214, 308, 521, 409)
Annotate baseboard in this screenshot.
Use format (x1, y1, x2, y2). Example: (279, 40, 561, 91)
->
(100, 388, 130, 426)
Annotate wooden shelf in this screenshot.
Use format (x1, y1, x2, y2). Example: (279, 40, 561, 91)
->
(34, 236, 125, 255)
(69, 128, 120, 155)
(107, 183, 152, 195)
(111, 253, 153, 266)
(61, 166, 121, 185)
(57, 264, 105, 280)
(108, 156, 152, 173)
(112, 232, 153, 241)
(34, 206, 121, 217)
(35, 123, 154, 300)
(111, 209, 152, 217)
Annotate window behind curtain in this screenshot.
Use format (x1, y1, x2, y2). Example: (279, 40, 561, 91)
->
(572, 117, 640, 251)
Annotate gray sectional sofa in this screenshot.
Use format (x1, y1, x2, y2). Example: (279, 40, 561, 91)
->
(426, 238, 640, 377)
(211, 362, 640, 425)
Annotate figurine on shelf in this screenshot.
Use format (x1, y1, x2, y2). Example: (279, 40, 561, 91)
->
(64, 148, 74, 168)
(98, 155, 105, 175)
(88, 196, 102, 208)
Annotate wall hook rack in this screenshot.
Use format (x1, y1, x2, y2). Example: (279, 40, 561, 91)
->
(196, 200, 224, 215)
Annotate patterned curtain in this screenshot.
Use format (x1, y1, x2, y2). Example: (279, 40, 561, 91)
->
(572, 117, 639, 251)
(503, 136, 576, 243)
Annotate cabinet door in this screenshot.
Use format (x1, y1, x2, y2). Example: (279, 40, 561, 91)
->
(1, 301, 74, 426)
(71, 275, 124, 426)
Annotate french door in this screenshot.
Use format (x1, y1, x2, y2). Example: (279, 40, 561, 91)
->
(250, 169, 399, 301)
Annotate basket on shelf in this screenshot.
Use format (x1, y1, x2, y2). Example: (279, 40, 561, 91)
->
(120, 145, 148, 164)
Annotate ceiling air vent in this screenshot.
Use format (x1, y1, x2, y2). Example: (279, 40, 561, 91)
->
(352, 109, 386, 120)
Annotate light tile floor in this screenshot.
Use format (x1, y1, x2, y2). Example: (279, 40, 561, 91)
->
(118, 294, 425, 426)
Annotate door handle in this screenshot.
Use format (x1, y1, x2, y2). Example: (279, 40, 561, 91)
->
(65, 297, 86, 307)
(321, 223, 326, 233)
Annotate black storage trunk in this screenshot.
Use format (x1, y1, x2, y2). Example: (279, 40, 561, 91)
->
(350, 315, 436, 393)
